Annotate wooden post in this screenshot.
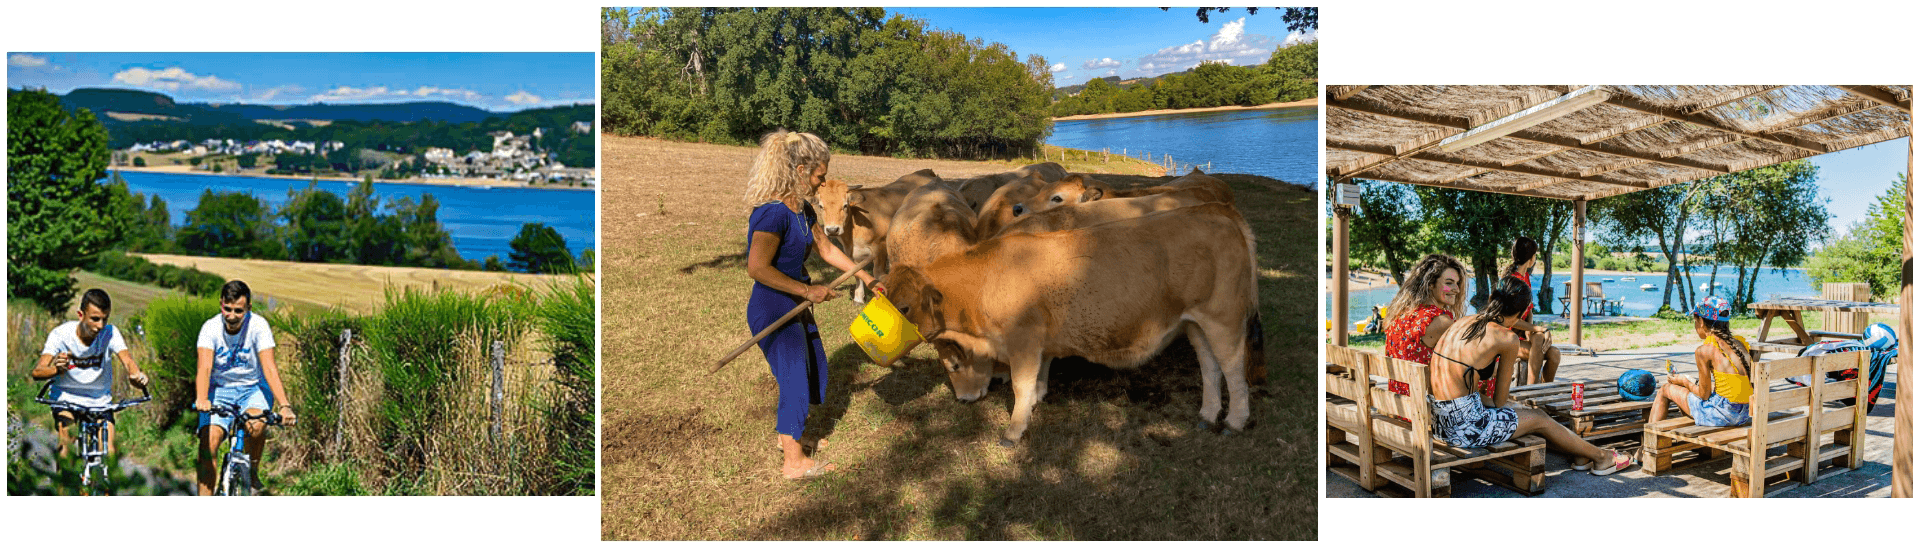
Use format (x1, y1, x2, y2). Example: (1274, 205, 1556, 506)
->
(1896, 137, 1912, 498)
(1571, 199, 1587, 347)
(1334, 207, 1352, 346)
(1103, 148, 1109, 163)
(334, 328, 351, 458)
(491, 340, 505, 442)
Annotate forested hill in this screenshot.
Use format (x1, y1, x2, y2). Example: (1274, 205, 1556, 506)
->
(58, 87, 506, 124)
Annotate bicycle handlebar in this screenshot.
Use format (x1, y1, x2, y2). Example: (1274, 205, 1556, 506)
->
(207, 403, 283, 426)
(35, 381, 151, 413)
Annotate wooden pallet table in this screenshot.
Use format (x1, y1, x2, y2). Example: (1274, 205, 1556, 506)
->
(1509, 380, 1675, 442)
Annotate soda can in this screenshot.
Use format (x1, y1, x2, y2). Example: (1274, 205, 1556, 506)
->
(1571, 382, 1586, 411)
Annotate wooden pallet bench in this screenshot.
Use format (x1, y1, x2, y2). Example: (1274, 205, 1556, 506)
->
(1641, 351, 1870, 497)
(1327, 344, 1546, 498)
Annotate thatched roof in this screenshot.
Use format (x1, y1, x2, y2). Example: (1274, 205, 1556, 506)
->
(1326, 85, 1912, 200)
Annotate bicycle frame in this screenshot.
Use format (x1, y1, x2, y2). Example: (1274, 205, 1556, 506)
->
(208, 403, 279, 496)
(35, 381, 150, 495)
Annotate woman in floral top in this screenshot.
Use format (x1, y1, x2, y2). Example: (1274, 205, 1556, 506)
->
(1383, 254, 1468, 365)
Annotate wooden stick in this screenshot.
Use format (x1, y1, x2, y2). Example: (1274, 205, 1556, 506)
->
(709, 257, 873, 374)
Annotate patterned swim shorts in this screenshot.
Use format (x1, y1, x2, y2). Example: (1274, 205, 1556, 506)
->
(1429, 392, 1519, 448)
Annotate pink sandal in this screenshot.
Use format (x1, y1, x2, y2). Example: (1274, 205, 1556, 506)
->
(1589, 450, 1637, 476)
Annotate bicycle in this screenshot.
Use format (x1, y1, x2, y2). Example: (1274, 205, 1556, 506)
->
(34, 380, 150, 496)
(207, 403, 281, 496)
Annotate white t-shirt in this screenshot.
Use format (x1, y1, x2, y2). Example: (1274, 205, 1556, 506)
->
(41, 321, 128, 406)
(196, 313, 276, 387)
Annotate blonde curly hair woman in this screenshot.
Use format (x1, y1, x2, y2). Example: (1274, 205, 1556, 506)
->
(741, 129, 879, 480)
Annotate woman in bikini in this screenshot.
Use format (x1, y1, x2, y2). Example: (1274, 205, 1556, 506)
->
(1429, 276, 1634, 475)
(1647, 296, 1753, 429)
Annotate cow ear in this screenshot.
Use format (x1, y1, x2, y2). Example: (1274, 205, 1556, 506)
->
(846, 191, 865, 205)
(846, 184, 865, 191)
(1085, 186, 1103, 201)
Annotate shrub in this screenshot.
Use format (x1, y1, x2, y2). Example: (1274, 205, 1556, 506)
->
(277, 309, 365, 455)
(534, 276, 595, 495)
(139, 295, 221, 424)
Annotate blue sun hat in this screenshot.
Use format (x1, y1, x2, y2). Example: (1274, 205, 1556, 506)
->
(1617, 369, 1658, 401)
(1692, 295, 1731, 322)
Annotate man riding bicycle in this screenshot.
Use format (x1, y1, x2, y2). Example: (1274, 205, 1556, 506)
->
(194, 280, 297, 496)
(30, 289, 150, 458)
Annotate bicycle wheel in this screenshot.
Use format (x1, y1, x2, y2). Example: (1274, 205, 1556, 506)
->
(219, 458, 252, 496)
(85, 458, 109, 496)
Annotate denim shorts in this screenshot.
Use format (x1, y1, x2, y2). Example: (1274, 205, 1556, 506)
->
(198, 383, 273, 432)
(1686, 392, 1750, 427)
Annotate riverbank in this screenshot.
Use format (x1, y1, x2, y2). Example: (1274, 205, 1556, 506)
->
(112, 164, 592, 190)
(1325, 264, 1807, 293)
(1052, 97, 1318, 121)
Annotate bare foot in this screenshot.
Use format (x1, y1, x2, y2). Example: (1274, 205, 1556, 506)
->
(781, 458, 836, 480)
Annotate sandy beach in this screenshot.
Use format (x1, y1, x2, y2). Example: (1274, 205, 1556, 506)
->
(111, 164, 592, 190)
(1052, 97, 1318, 121)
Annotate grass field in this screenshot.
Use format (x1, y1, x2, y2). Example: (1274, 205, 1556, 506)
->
(599, 135, 1316, 540)
(134, 253, 574, 314)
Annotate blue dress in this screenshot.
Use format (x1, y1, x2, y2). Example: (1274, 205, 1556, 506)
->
(746, 201, 830, 439)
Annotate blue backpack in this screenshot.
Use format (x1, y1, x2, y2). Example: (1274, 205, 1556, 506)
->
(1793, 339, 1895, 413)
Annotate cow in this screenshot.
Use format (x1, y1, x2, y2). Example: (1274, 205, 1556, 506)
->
(1017, 169, 1235, 216)
(972, 171, 1052, 237)
(884, 203, 1262, 446)
(812, 170, 940, 303)
(883, 183, 981, 372)
(951, 162, 1067, 211)
(992, 186, 1218, 238)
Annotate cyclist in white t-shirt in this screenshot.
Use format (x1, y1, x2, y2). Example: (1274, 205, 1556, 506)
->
(192, 280, 297, 496)
(30, 289, 150, 458)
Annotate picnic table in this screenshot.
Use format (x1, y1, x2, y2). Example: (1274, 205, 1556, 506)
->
(1748, 298, 1901, 355)
(1508, 380, 1676, 442)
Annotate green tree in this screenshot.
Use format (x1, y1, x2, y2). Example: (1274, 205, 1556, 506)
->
(176, 190, 281, 259)
(344, 177, 404, 265)
(1693, 160, 1829, 312)
(280, 182, 351, 262)
(578, 248, 596, 273)
(1807, 173, 1906, 300)
(1344, 180, 1419, 284)
(1590, 184, 1699, 309)
(508, 223, 574, 274)
(483, 255, 506, 272)
(236, 154, 257, 169)
(393, 194, 469, 269)
(133, 156, 146, 167)
(8, 88, 117, 312)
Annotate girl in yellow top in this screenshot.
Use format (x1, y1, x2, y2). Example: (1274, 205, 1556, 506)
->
(1649, 296, 1752, 428)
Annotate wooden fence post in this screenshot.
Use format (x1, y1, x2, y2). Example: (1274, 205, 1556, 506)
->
(1103, 148, 1109, 163)
(491, 340, 506, 443)
(334, 328, 351, 458)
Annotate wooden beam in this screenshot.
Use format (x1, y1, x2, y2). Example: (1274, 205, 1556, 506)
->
(1838, 85, 1912, 113)
(1684, 85, 1788, 115)
(1895, 135, 1911, 498)
(1333, 85, 1372, 101)
(1331, 99, 1732, 175)
(1334, 208, 1351, 346)
(1602, 93, 1831, 153)
(1349, 173, 1575, 201)
(1571, 199, 1586, 346)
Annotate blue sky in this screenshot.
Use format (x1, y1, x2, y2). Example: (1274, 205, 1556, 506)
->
(1806, 137, 1908, 236)
(6, 52, 593, 111)
(887, 7, 1315, 86)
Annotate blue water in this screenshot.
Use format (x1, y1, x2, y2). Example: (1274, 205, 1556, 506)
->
(1046, 106, 1318, 187)
(107, 171, 596, 264)
(1331, 265, 1822, 324)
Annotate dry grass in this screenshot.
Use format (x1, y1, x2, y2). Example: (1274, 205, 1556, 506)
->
(599, 136, 1317, 540)
(133, 253, 573, 315)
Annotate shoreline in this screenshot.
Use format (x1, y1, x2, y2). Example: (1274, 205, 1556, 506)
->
(110, 165, 593, 191)
(1330, 265, 1809, 293)
(1052, 97, 1318, 122)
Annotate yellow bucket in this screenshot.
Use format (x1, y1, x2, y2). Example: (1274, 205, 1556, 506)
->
(849, 292, 922, 367)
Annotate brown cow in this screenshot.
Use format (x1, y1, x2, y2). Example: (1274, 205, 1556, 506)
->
(993, 186, 1216, 238)
(950, 162, 1067, 211)
(812, 170, 940, 302)
(885, 203, 1262, 445)
(1018, 169, 1235, 216)
(972, 172, 1052, 237)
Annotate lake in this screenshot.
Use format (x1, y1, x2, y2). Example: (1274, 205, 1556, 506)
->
(1331, 265, 1829, 325)
(107, 171, 596, 264)
(1047, 106, 1318, 187)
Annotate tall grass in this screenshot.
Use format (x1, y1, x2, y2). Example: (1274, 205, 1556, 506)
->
(137, 295, 222, 424)
(534, 276, 595, 495)
(277, 309, 365, 457)
(364, 286, 533, 476)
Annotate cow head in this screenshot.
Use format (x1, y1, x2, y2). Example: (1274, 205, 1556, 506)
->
(1017, 174, 1108, 215)
(811, 180, 862, 237)
(885, 266, 993, 401)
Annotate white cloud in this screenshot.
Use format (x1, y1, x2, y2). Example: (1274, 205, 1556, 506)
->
(9, 53, 49, 68)
(1131, 17, 1278, 77)
(505, 91, 543, 105)
(253, 84, 306, 101)
(1104, 69, 1118, 77)
(1049, 62, 1066, 73)
(1082, 57, 1123, 70)
(308, 85, 490, 104)
(311, 86, 393, 102)
(112, 66, 240, 91)
(410, 86, 484, 102)
(1283, 28, 1318, 46)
